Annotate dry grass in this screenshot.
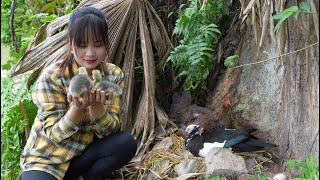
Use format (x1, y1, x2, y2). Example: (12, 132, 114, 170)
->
(122, 133, 206, 179)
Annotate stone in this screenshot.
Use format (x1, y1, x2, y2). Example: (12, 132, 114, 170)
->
(174, 159, 202, 176)
(173, 150, 204, 179)
(205, 147, 248, 177)
(237, 173, 254, 180)
(175, 173, 203, 180)
(272, 173, 286, 180)
(245, 157, 257, 171)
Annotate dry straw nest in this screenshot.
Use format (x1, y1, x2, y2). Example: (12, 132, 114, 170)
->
(124, 133, 205, 179)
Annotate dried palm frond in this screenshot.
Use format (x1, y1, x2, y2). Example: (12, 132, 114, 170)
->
(132, 0, 156, 160)
(241, 0, 256, 23)
(310, 0, 319, 41)
(251, 4, 259, 44)
(259, 0, 270, 47)
(10, 0, 173, 164)
(269, 0, 277, 44)
(240, 0, 291, 58)
(277, 0, 286, 56)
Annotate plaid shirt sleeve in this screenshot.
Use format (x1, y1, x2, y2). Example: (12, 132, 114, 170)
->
(92, 64, 124, 138)
(33, 67, 80, 145)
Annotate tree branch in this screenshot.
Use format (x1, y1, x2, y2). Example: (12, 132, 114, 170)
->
(10, 0, 18, 52)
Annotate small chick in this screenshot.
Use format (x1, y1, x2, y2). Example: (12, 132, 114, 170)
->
(68, 67, 93, 97)
(92, 69, 103, 86)
(92, 69, 123, 96)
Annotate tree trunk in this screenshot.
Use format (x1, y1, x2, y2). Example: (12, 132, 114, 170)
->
(208, 1, 319, 161)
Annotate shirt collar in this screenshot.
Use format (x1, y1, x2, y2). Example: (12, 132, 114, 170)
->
(65, 58, 105, 77)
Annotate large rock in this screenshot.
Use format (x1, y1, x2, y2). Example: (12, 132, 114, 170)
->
(174, 150, 204, 180)
(204, 148, 248, 176)
(174, 156, 203, 176)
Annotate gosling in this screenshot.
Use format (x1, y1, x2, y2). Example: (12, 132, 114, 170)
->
(92, 70, 123, 96)
(68, 67, 93, 97)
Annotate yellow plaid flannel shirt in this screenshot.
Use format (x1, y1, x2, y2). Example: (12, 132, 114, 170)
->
(20, 59, 124, 179)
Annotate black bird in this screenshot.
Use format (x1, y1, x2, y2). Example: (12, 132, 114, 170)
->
(184, 124, 277, 157)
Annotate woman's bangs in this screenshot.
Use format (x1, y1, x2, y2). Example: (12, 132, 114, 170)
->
(73, 15, 108, 46)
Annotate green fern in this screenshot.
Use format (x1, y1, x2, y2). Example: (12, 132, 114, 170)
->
(168, 0, 226, 90)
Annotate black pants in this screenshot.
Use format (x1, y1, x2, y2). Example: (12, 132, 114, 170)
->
(22, 131, 137, 180)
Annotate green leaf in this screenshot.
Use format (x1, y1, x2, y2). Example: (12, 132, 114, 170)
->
(272, 6, 300, 19)
(262, 51, 270, 58)
(206, 176, 220, 180)
(224, 55, 239, 67)
(1, 59, 17, 70)
(40, 14, 58, 23)
(299, 2, 311, 13)
(272, 6, 300, 35)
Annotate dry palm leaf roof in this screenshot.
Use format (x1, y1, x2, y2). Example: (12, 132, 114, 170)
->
(10, 0, 173, 160)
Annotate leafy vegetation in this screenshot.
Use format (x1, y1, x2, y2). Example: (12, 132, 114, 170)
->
(224, 55, 239, 68)
(206, 176, 220, 180)
(1, 76, 37, 180)
(1, 1, 80, 179)
(167, 0, 228, 90)
(272, 1, 312, 35)
(285, 155, 319, 179)
(1, 0, 79, 70)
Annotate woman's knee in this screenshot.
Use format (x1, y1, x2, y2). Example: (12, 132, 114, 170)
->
(115, 131, 137, 152)
(99, 131, 137, 162)
(22, 170, 57, 180)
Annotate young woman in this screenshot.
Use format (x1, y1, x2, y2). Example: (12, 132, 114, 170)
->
(20, 7, 137, 180)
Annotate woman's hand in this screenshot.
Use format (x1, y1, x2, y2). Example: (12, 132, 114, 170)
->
(67, 89, 113, 108)
(91, 88, 113, 104)
(66, 91, 94, 126)
(67, 91, 94, 110)
(68, 89, 113, 123)
(89, 89, 113, 122)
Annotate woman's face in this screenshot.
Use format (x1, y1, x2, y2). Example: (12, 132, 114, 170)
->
(71, 38, 107, 74)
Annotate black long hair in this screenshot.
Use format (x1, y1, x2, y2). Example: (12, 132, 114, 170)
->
(60, 7, 110, 77)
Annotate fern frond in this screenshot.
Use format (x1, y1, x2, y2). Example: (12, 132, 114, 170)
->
(168, 0, 226, 90)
